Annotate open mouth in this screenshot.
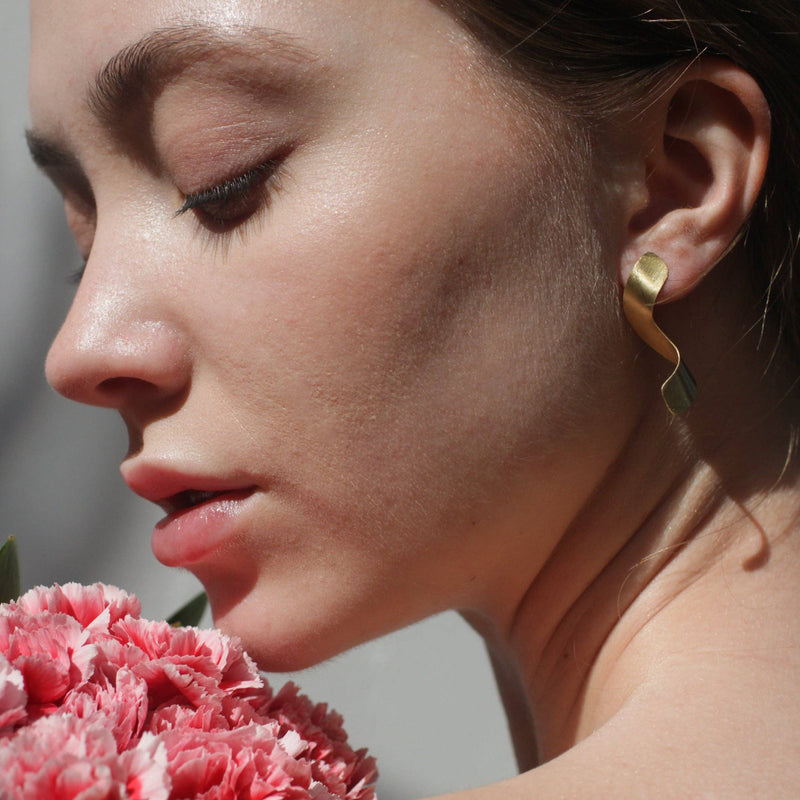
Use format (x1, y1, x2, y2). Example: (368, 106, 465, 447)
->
(159, 488, 254, 516)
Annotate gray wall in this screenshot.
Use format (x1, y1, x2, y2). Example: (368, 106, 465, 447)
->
(1, 3, 517, 796)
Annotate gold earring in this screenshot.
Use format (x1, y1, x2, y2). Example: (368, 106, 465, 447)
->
(622, 253, 697, 415)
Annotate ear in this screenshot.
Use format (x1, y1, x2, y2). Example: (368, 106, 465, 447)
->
(618, 58, 771, 301)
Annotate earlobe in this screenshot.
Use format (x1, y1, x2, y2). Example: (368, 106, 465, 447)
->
(619, 59, 771, 301)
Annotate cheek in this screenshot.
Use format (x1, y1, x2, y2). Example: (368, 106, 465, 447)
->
(168, 72, 619, 664)
(191, 122, 598, 532)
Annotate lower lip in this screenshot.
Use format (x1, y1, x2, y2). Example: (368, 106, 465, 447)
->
(151, 489, 257, 567)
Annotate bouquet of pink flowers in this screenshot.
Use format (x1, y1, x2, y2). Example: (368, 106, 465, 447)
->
(0, 556, 377, 799)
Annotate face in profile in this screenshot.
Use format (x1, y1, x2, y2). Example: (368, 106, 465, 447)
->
(28, 0, 621, 669)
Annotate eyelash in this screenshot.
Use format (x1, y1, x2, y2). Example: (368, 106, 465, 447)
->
(175, 160, 280, 232)
(67, 160, 280, 284)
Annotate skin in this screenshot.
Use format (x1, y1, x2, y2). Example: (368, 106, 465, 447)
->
(29, 0, 800, 796)
(30, 0, 623, 666)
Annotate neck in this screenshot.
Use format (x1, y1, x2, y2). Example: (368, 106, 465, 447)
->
(470, 280, 800, 766)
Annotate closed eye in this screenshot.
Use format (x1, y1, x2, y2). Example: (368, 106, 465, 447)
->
(175, 160, 281, 232)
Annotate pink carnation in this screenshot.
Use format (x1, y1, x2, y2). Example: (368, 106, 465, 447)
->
(0, 608, 97, 713)
(108, 617, 263, 705)
(261, 684, 377, 800)
(0, 714, 170, 800)
(62, 667, 150, 751)
(158, 724, 314, 800)
(9, 583, 141, 632)
(0, 583, 377, 800)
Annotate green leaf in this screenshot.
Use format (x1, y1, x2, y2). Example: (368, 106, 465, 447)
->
(167, 591, 208, 627)
(0, 537, 21, 604)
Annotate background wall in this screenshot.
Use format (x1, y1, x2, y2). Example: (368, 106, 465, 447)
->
(0, 3, 517, 797)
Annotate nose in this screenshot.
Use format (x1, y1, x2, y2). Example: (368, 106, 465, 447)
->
(45, 269, 190, 414)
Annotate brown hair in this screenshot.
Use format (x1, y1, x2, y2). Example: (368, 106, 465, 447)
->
(448, 0, 800, 362)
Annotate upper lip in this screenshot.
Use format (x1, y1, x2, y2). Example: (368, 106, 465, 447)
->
(121, 460, 257, 516)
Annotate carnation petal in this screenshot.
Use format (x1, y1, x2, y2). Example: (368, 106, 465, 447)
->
(0, 653, 26, 730)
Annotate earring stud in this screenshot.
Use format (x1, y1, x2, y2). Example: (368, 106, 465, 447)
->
(622, 253, 697, 415)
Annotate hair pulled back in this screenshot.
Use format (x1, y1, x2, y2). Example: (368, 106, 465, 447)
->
(451, 1, 800, 362)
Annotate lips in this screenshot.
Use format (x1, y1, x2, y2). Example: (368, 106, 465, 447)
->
(121, 461, 260, 566)
(122, 460, 253, 506)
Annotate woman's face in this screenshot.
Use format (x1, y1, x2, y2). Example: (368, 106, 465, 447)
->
(29, 0, 621, 668)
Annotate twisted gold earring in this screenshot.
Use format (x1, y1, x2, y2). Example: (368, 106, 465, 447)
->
(622, 253, 697, 415)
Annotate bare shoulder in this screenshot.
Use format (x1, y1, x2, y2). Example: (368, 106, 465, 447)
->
(422, 676, 800, 800)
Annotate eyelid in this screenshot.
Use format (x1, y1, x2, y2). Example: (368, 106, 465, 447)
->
(175, 161, 278, 216)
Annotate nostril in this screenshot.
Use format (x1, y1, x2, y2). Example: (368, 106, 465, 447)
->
(98, 375, 152, 393)
(96, 375, 159, 402)
(96, 375, 191, 422)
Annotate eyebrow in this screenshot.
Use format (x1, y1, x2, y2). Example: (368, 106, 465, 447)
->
(26, 132, 80, 170)
(27, 24, 317, 168)
(89, 24, 318, 127)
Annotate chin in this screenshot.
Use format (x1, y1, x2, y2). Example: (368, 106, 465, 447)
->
(191, 543, 429, 672)
(200, 576, 364, 673)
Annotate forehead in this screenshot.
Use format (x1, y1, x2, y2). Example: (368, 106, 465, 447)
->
(29, 0, 349, 59)
(28, 0, 463, 131)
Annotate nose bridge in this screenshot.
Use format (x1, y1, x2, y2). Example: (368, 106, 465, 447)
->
(45, 243, 190, 408)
